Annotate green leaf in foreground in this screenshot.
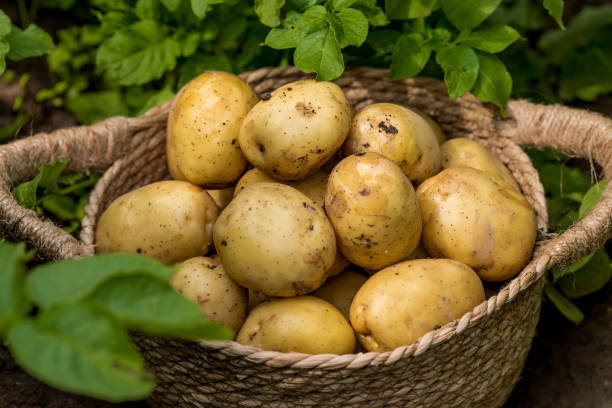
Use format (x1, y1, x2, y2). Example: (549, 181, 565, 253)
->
(442, 0, 502, 30)
(544, 283, 584, 325)
(255, 0, 286, 27)
(459, 25, 520, 53)
(435, 45, 479, 99)
(87, 274, 233, 340)
(7, 304, 154, 402)
(294, 25, 344, 81)
(579, 179, 607, 218)
(6, 24, 55, 60)
(471, 52, 512, 116)
(557, 248, 611, 299)
(543, 0, 565, 28)
(390, 34, 430, 79)
(26, 254, 174, 308)
(0, 242, 32, 335)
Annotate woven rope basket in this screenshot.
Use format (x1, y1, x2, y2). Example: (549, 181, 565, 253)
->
(1, 67, 611, 408)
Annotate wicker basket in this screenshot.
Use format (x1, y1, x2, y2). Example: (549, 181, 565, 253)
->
(0, 67, 611, 408)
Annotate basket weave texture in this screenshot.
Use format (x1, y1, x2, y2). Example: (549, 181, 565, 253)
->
(0, 67, 611, 407)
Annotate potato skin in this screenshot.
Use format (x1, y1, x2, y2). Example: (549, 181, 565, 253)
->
(440, 138, 520, 191)
(350, 259, 485, 352)
(206, 187, 235, 210)
(325, 153, 422, 269)
(236, 296, 355, 354)
(239, 80, 352, 180)
(167, 71, 259, 187)
(213, 183, 337, 297)
(417, 167, 537, 281)
(343, 103, 441, 183)
(170, 257, 247, 333)
(96, 181, 218, 264)
(312, 270, 367, 320)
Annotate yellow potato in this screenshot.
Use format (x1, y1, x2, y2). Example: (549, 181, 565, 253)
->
(289, 169, 329, 208)
(96, 181, 218, 264)
(417, 167, 537, 281)
(440, 138, 520, 191)
(343, 103, 441, 183)
(213, 183, 337, 296)
(239, 80, 352, 180)
(325, 153, 422, 269)
(350, 259, 485, 352)
(247, 289, 277, 311)
(206, 187, 235, 210)
(170, 257, 247, 333)
(167, 71, 259, 187)
(326, 252, 351, 278)
(234, 168, 277, 196)
(312, 270, 367, 320)
(414, 109, 446, 144)
(236, 296, 355, 354)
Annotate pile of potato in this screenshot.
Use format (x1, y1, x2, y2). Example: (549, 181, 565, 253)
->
(96, 71, 537, 354)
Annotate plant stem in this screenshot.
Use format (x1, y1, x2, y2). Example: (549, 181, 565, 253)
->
(17, 0, 30, 28)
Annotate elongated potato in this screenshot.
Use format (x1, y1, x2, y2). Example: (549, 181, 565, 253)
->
(167, 71, 259, 187)
(96, 181, 218, 264)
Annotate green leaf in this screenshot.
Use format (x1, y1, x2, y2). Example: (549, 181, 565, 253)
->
(551, 252, 595, 282)
(66, 90, 129, 124)
(557, 249, 611, 298)
(543, 0, 564, 28)
(137, 87, 175, 115)
(178, 53, 233, 87)
(459, 25, 520, 53)
(471, 52, 511, 115)
(39, 194, 77, 221)
(337, 8, 368, 47)
(7, 304, 154, 402)
(265, 11, 303, 49)
(0, 10, 11, 38)
(87, 274, 234, 340)
(0, 40, 8, 75)
(0, 242, 32, 335)
(160, 0, 183, 11)
(544, 283, 584, 325)
(96, 21, 180, 86)
(579, 179, 607, 218)
(435, 45, 479, 99)
(559, 47, 612, 102)
(13, 173, 41, 210)
(385, 0, 441, 19)
(135, 0, 161, 20)
(255, 0, 286, 27)
(538, 163, 591, 198)
(367, 29, 400, 55)
(352, 0, 389, 26)
(294, 24, 344, 81)
(6, 24, 55, 60)
(26, 254, 174, 308)
(173, 30, 200, 57)
(331, 0, 356, 9)
(191, 0, 224, 18)
(390, 33, 430, 79)
(13, 159, 69, 209)
(442, 0, 502, 30)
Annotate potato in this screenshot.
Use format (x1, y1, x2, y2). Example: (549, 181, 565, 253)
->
(206, 187, 234, 210)
(417, 167, 537, 281)
(440, 138, 520, 191)
(236, 296, 355, 354)
(248, 289, 277, 310)
(343, 103, 441, 183)
(414, 109, 446, 144)
(167, 71, 259, 187)
(325, 153, 422, 269)
(239, 80, 352, 180)
(289, 169, 328, 208)
(96, 181, 218, 264)
(213, 182, 337, 296)
(170, 257, 247, 333)
(234, 168, 276, 196)
(350, 259, 485, 352)
(326, 252, 351, 278)
(312, 270, 367, 320)
(405, 242, 431, 260)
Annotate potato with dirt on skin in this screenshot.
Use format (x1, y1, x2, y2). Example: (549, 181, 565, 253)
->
(239, 79, 352, 180)
(214, 182, 337, 297)
(417, 167, 537, 281)
(350, 259, 485, 352)
(167, 71, 259, 187)
(206, 187, 235, 210)
(233, 168, 277, 196)
(343, 103, 441, 183)
(440, 138, 520, 191)
(312, 270, 367, 320)
(236, 296, 355, 354)
(96, 180, 218, 264)
(325, 153, 422, 270)
(170, 257, 247, 333)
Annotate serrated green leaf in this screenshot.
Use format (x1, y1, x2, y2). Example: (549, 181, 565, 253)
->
(191, 0, 224, 18)
(385, 0, 440, 19)
(390, 33, 430, 79)
(544, 284, 584, 325)
(558, 249, 611, 298)
(6, 24, 55, 60)
(459, 25, 520, 53)
(578, 179, 607, 219)
(543, 0, 564, 28)
(294, 25, 344, 81)
(96, 21, 180, 86)
(435, 45, 479, 99)
(471, 52, 511, 115)
(160, 0, 183, 11)
(0, 242, 32, 335)
(0, 10, 11, 38)
(337, 8, 368, 47)
(442, 0, 502, 30)
(255, 0, 286, 27)
(7, 305, 154, 402)
(26, 254, 174, 308)
(87, 274, 234, 340)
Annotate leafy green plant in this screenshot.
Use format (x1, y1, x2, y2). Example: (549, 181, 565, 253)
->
(0, 241, 232, 401)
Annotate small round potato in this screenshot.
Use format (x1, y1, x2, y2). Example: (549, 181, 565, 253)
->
(214, 183, 337, 296)
(343, 103, 441, 183)
(170, 257, 247, 333)
(236, 296, 355, 354)
(167, 71, 259, 187)
(239, 80, 352, 180)
(325, 153, 422, 269)
(417, 167, 537, 281)
(206, 187, 235, 210)
(440, 138, 520, 191)
(350, 259, 485, 352)
(96, 181, 218, 264)
(312, 270, 367, 320)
